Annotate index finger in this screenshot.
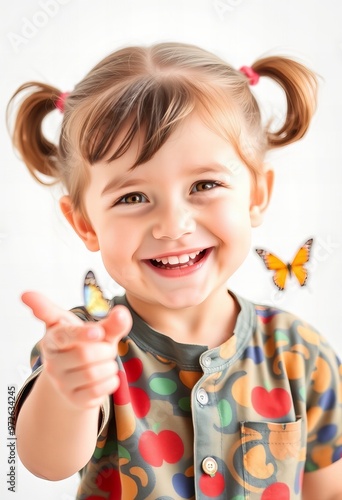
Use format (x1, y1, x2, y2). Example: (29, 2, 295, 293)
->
(22, 291, 83, 328)
(99, 305, 133, 345)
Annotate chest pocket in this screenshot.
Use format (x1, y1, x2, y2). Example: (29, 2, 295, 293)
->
(240, 418, 304, 499)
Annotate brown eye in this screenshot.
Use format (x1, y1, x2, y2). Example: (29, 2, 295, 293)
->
(117, 192, 148, 204)
(191, 181, 220, 193)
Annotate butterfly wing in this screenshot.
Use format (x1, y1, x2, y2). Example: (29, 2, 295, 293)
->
(290, 238, 313, 286)
(84, 270, 111, 319)
(255, 249, 288, 291)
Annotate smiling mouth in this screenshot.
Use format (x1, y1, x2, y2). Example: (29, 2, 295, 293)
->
(149, 249, 207, 270)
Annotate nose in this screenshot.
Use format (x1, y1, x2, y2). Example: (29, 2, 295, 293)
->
(152, 204, 196, 240)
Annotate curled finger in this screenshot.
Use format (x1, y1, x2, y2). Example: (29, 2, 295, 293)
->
(42, 323, 105, 358)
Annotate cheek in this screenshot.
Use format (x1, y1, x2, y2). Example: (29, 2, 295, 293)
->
(210, 199, 251, 234)
(98, 223, 142, 284)
(211, 202, 252, 259)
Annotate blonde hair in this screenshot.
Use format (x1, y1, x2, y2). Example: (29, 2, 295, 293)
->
(7, 42, 318, 211)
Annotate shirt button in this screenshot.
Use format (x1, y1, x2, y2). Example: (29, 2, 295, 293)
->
(196, 388, 209, 405)
(202, 457, 218, 477)
(203, 356, 212, 368)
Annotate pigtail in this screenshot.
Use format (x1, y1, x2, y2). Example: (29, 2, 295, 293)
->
(251, 56, 318, 148)
(7, 82, 63, 184)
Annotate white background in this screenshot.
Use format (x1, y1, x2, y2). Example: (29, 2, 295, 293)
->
(1, 1, 342, 498)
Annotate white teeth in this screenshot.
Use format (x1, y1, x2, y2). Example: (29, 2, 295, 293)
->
(167, 256, 180, 265)
(179, 254, 190, 264)
(153, 250, 201, 266)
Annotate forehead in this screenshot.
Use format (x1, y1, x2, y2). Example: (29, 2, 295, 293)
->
(154, 113, 242, 164)
(90, 112, 246, 187)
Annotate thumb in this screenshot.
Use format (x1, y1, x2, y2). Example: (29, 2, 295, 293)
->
(100, 305, 132, 346)
(22, 291, 82, 328)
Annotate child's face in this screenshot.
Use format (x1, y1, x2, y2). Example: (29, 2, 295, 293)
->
(64, 113, 270, 312)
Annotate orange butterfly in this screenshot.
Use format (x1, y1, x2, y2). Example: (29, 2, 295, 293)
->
(84, 270, 111, 319)
(255, 238, 313, 291)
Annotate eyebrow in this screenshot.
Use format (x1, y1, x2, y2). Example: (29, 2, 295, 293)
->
(191, 163, 235, 176)
(101, 162, 235, 196)
(101, 176, 146, 196)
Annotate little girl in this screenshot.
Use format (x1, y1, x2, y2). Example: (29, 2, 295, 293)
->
(9, 42, 342, 499)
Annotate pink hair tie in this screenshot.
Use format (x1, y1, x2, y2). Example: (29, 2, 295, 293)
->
(239, 66, 260, 86)
(55, 91, 70, 112)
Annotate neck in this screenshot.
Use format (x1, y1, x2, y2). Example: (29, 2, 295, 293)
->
(126, 288, 239, 348)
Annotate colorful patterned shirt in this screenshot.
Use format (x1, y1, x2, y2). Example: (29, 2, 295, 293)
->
(15, 293, 342, 499)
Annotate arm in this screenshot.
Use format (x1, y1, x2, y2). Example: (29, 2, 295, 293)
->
(16, 292, 132, 480)
(302, 460, 342, 500)
(16, 368, 101, 480)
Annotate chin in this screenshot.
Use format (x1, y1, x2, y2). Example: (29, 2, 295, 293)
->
(157, 289, 211, 310)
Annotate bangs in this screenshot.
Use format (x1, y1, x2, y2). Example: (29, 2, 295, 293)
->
(68, 74, 255, 171)
(75, 77, 198, 167)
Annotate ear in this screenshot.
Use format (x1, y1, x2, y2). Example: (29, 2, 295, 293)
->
(59, 196, 100, 252)
(249, 166, 274, 227)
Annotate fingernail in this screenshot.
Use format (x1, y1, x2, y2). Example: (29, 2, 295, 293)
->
(87, 327, 102, 339)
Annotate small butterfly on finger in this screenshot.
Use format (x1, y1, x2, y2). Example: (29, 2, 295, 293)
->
(84, 270, 112, 319)
(255, 238, 313, 291)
